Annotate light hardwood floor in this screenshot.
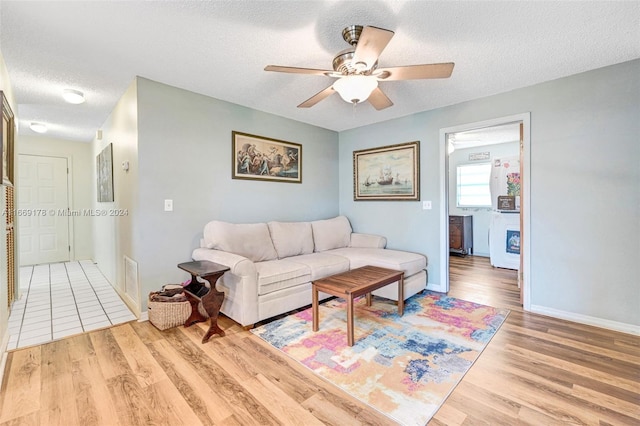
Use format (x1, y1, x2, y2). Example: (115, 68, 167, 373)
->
(1, 255, 638, 425)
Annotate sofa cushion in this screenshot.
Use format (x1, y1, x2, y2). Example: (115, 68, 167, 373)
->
(327, 247, 427, 277)
(311, 216, 352, 252)
(256, 259, 311, 295)
(203, 220, 278, 262)
(267, 221, 314, 259)
(287, 253, 350, 280)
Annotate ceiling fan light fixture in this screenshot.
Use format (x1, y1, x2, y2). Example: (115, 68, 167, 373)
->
(265, 25, 453, 110)
(333, 75, 378, 104)
(62, 88, 85, 104)
(30, 122, 48, 133)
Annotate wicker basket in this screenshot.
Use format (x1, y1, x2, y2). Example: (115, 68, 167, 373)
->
(148, 297, 210, 331)
(148, 299, 191, 331)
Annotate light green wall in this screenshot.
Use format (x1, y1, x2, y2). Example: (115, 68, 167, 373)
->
(18, 135, 94, 260)
(97, 77, 340, 313)
(88, 60, 638, 331)
(339, 59, 640, 329)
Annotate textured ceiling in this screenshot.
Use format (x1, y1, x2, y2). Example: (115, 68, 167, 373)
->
(1, 1, 639, 142)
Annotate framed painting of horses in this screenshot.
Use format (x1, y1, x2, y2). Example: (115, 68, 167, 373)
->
(232, 131, 302, 183)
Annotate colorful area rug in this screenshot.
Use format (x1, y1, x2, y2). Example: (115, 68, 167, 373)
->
(251, 291, 509, 426)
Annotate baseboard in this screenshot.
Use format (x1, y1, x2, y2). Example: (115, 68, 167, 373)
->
(530, 304, 640, 336)
(0, 330, 10, 387)
(138, 311, 149, 322)
(426, 283, 446, 293)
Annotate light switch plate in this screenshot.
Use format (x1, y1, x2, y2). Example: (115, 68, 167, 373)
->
(164, 199, 173, 211)
(422, 201, 432, 210)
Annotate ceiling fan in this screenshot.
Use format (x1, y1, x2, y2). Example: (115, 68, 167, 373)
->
(264, 25, 454, 110)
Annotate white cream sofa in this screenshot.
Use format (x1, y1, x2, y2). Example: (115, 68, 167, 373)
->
(192, 216, 427, 327)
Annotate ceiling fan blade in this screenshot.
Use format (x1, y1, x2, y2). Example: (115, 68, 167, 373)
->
(297, 85, 335, 108)
(351, 26, 394, 70)
(265, 65, 335, 76)
(368, 87, 393, 110)
(376, 63, 455, 81)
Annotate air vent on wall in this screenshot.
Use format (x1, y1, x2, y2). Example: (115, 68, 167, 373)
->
(124, 256, 139, 302)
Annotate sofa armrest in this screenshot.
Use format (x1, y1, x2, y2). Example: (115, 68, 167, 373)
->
(350, 233, 387, 249)
(191, 247, 259, 326)
(191, 248, 257, 277)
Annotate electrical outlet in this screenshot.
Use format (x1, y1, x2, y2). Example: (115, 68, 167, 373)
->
(164, 199, 173, 211)
(422, 201, 432, 210)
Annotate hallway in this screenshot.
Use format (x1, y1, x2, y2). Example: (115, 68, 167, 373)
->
(7, 260, 136, 350)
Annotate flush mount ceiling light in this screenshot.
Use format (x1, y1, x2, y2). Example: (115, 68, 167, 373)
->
(30, 122, 48, 133)
(62, 88, 85, 104)
(333, 75, 378, 104)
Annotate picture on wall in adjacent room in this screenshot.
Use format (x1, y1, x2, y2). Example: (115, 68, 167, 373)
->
(232, 131, 302, 183)
(97, 143, 114, 202)
(353, 141, 420, 201)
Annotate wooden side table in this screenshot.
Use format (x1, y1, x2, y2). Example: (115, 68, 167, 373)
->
(178, 260, 230, 343)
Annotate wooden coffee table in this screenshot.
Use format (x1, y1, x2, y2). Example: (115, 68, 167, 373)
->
(312, 265, 404, 346)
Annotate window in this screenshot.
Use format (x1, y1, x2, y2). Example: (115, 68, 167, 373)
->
(456, 163, 491, 207)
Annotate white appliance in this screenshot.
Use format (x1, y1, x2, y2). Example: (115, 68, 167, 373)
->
(489, 156, 521, 269)
(489, 212, 520, 269)
(490, 155, 521, 211)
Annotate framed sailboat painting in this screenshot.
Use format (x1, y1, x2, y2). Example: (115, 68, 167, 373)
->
(353, 141, 420, 201)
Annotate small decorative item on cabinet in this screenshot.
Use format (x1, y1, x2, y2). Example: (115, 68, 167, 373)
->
(449, 215, 473, 256)
(497, 195, 516, 211)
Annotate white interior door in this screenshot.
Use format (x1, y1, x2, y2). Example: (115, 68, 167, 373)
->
(18, 154, 70, 265)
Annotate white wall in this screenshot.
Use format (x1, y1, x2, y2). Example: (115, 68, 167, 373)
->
(448, 141, 519, 256)
(18, 135, 94, 260)
(0, 50, 17, 370)
(92, 78, 139, 312)
(339, 59, 640, 330)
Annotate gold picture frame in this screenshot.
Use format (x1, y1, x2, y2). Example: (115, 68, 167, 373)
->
(353, 141, 420, 201)
(232, 131, 302, 183)
(1, 91, 15, 185)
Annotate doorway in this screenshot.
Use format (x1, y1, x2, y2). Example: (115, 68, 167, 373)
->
(438, 113, 531, 310)
(18, 154, 70, 265)
(7, 153, 137, 350)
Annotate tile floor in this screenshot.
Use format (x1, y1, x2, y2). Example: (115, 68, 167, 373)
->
(7, 260, 137, 350)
